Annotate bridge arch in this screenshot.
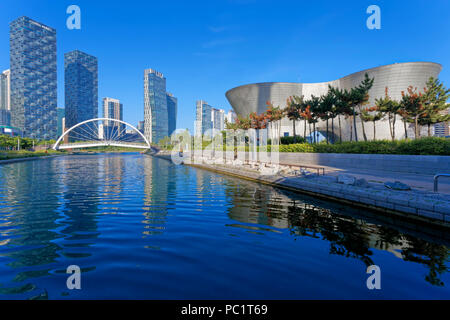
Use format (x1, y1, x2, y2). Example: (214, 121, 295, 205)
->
(53, 118, 151, 150)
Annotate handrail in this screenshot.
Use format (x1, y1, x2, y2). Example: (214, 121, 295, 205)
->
(433, 173, 450, 192)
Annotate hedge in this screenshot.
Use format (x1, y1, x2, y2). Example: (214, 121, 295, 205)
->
(276, 137, 450, 156)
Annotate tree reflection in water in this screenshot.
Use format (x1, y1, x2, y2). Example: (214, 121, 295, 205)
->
(225, 180, 449, 287)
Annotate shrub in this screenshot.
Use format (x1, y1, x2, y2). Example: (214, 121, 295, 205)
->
(268, 136, 306, 145)
(277, 137, 450, 156)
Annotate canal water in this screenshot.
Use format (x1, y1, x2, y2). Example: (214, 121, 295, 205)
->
(0, 153, 448, 299)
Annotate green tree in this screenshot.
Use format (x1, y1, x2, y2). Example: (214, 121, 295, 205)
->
(400, 86, 427, 139)
(285, 96, 301, 143)
(304, 95, 320, 143)
(354, 73, 375, 141)
(318, 89, 336, 144)
(420, 77, 450, 136)
(376, 87, 400, 141)
(265, 102, 284, 144)
(361, 106, 384, 140)
(329, 87, 354, 142)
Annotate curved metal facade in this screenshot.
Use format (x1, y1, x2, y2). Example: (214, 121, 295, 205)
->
(225, 62, 442, 140)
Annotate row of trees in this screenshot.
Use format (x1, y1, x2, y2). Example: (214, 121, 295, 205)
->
(0, 135, 56, 150)
(226, 75, 450, 143)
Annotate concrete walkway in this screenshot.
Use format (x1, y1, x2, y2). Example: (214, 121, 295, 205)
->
(323, 166, 450, 194)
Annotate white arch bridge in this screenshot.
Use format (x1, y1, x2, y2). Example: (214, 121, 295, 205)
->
(53, 118, 151, 150)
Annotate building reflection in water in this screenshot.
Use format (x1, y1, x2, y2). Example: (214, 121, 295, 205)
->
(100, 154, 125, 212)
(0, 159, 61, 295)
(142, 156, 176, 239)
(0, 156, 102, 296)
(58, 156, 100, 259)
(223, 177, 449, 287)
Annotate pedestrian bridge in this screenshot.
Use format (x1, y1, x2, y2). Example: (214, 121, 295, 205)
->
(53, 118, 151, 150)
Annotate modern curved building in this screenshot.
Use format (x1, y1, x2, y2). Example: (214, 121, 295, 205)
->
(225, 62, 443, 141)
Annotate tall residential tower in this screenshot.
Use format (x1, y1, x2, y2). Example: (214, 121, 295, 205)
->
(102, 97, 124, 138)
(194, 100, 212, 137)
(166, 92, 177, 137)
(144, 69, 177, 144)
(64, 50, 98, 132)
(0, 70, 10, 126)
(10, 16, 57, 139)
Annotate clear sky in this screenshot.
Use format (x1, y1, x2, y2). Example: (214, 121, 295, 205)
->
(0, 0, 449, 133)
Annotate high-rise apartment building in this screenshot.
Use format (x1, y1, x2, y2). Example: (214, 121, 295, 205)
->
(57, 108, 65, 137)
(211, 108, 225, 131)
(65, 50, 98, 132)
(103, 97, 123, 138)
(10, 17, 57, 139)
(0, 70, 10, 126)
(166, 92, 177, 137)
(0, 70, 10, 111)
(194, 100, 213, 137)
(144, 69, 168, 144)
(225, 110, 237, 126)
(137, 121, 144, 134)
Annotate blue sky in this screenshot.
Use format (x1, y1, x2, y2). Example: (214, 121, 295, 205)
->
(0, 0, 449, 132)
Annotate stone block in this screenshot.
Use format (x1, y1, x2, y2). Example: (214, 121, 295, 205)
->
(337, 174, 356, 185)
(417, 209, 444, 221)
(359, 197, 376, 206)
(375, 200, 394, 210)
(387, 194, 411, 206)
(394, 204, 417, 214)
(434, 203, 450, 215)
(343, 194, 359, 202)
(408, 199, 436, 212)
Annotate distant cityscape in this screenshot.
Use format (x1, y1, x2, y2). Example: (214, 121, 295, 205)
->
(0, 16, 237, 144)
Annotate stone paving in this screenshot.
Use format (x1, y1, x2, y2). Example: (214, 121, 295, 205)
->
(323, 167, 450, 194)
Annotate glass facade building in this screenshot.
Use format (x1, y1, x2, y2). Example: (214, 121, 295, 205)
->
(102, 97, 124, 139)
(10, 16, 57, 139)
(194, 100, 213, 137)
(65, 50, 98, 133)
(57, 108, 65, 137)
(0, 70, 10, 126)
(137, 121, 144, 134)
(144, 69, 168, 144)
(211, 108, 225, 131)
(166, 92, 177, 137)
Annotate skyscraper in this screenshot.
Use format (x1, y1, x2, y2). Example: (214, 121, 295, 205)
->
(166, 92, 177, 137)
(57, 108, 65, 137)
(144, 69, 168, 144)
(65, 50, 98, 132)
(0, 70, 10, 126)
(225, 110, 237, 125)
(194, 100, 212, 137)
(137, 121, 144, 134)
(102, 97, 123, 139)
(10, 17, 57, 139)
(211, 108, 225, 131)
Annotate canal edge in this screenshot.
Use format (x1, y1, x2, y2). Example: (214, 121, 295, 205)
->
(148, 153, 450, 230)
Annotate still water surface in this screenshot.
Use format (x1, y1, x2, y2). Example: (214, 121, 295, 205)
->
(0, 153, 449, 299)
